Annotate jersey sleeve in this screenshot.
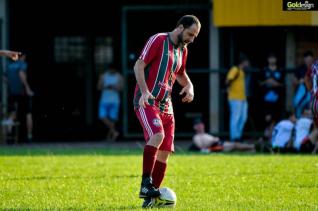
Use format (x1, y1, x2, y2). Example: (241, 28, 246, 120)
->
(139, 34, 164, 65)
(226, 66, 239, 81)
(177, 47, 188, 76)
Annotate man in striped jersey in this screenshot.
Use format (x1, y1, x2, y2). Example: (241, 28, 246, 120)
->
(304, 59, 318, 153)
(305, 60, 318, 125)
(133, 15, 201, 208)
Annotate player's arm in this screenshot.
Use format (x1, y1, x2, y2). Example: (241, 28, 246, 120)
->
(19, 70, 33, 96)
(177, 72, 194, 103)
(0, 50, 21, 61)
(134, 59, 154, 108)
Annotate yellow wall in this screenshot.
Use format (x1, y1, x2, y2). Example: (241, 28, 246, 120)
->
(214, 0, 317, 27)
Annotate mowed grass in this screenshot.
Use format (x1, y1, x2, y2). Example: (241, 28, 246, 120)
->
(0, 147, 317, 210)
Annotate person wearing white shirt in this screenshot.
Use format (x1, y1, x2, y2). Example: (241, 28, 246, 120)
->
(271, 112, 296, 151)
(294, 110, 313, 151)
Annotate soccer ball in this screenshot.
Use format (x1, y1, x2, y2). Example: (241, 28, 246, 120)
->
(153, 187, 177, 208)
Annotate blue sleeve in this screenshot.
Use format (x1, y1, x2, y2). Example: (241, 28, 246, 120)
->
(19, 61, 27, 72)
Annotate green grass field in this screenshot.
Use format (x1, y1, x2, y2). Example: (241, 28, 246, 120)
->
(0, 147, 317, 210)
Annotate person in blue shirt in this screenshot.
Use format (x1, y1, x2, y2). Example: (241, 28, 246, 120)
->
(293, 51, 313, 118)
(97, 64, 123, 141)
(5, 53, 34, 142)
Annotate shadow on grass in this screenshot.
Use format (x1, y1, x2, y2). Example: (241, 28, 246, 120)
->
(0, 145, 312, 157)
(2, 206, 143, 211)
(3, 174, 140, 181)
(0, 146, 143, 156)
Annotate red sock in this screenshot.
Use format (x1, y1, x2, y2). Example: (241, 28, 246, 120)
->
(142, 145, 158, 177)
(152, 160, 167, 188)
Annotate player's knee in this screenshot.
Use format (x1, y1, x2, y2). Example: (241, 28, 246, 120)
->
(149, 133, 165, 147)
(154, 132, 165, 143)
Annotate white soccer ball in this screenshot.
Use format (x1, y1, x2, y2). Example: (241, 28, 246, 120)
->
(153, 187, 177, 208)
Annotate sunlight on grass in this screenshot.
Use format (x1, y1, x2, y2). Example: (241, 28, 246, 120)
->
(0, 148, 317, 210)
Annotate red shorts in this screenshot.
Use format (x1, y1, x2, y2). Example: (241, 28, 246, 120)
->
(135, 105, 175, 152)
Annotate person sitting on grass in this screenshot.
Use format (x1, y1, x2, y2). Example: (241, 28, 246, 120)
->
(294, 109, 312, 151)
(189, 118, 255, 153)
(271, 111, 297, 153)
(294, 109, 318, 154)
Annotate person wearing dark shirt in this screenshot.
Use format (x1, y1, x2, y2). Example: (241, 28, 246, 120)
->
(260, 53, 284, 129)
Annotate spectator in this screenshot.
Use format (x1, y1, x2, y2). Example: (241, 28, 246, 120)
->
(189, 118, 222, 152)
(260, 53, 284, 125)
(189, 118, 255, 153)
(294, 109, 312, 151)
(271, 112, 296, 152)
(225, 53, 250, 142)
(97, 64, 123, 141)
(0, 50, 20, 143)
(4, 53, 34, 142)
(293, 51, 313, 118)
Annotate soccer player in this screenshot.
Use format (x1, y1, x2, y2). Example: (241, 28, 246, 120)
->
(133, 15, 201, 208)
(303, 59, 318, 153)
(305, 60, 318, 127)
(0, 50, 21, 60)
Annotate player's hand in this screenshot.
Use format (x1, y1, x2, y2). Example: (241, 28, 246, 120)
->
(139, 91, 155, 108)
(4, 50, 21, 61)
(179, 84, 194, 103)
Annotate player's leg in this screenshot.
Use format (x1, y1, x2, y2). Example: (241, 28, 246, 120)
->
(142, 113, 174, 208)
(152, 150, 170, 188)
(135, 106, 164, 199)
(142, 150, 171, 208)
(152, 113, 174, 188)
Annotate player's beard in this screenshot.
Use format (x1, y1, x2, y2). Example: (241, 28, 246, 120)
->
(177, 30, 188, 47)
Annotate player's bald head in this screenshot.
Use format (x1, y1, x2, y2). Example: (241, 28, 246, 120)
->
(176, 15, 201, 29)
